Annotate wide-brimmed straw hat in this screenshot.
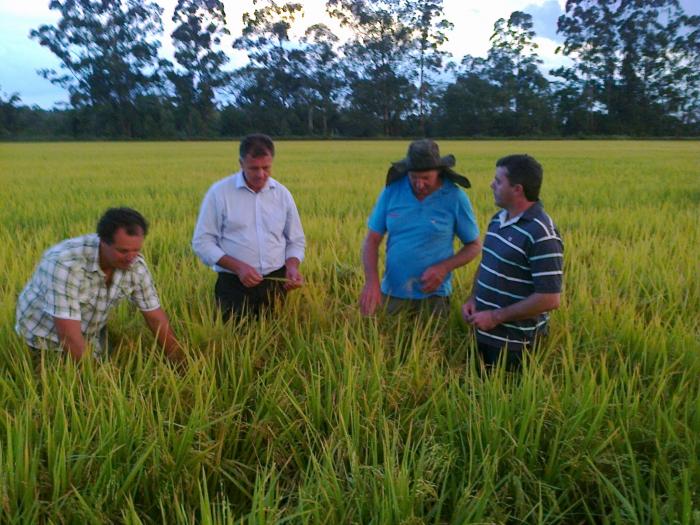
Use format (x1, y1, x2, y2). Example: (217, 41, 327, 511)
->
(385, 139, 471, 188)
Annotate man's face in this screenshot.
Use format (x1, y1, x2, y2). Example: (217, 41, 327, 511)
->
(491, 166, 518, 209)
(100, 227, 144, 271)
(240, 153, 273, 193)
(408, 169, 441, 199)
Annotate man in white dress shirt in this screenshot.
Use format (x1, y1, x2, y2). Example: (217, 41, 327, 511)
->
(192, 134, 306, 319)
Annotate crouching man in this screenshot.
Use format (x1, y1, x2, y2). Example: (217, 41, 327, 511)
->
(15, 207, 184, 364)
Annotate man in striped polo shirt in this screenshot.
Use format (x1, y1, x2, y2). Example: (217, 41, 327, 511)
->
(462, 154, 563, 371)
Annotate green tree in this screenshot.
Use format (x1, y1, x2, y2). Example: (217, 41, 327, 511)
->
(433, 56, 499, 136)
(327, 0, 414, 136)
(487, 11, 553, 135)
(0, 88, 22, 138)
(552, 0, 618, 133)
(400, 0, 452, 135)
(169, 0, 231, 136)
(233, 0, 306, 134)
(30, 0, 165, 138)
(299, 24, 342, 136)
(554, 0, 700, 134)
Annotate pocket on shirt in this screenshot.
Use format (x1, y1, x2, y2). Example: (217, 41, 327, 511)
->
(428, 217, 452, 234)
(263, 212, 286, 238)
(78, 279, 98, 305)
(223, 215, 249, 233)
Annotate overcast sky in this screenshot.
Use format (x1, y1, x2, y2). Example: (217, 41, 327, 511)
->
(1, 0, 697, 108)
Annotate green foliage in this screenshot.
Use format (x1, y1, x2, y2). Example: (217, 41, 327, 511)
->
(553, 0, 700, 135)
(168, 0, 231, 137)
(0, 87, 22, 138)
(1, 141, 699, 522)
(11, 2, 700, 138)
(29, 0, 166, 138)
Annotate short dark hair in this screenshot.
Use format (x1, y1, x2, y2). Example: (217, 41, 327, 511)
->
(496, 154, 543, 201)
(97, 207, 148, 244)
(239, 133, 275, 159)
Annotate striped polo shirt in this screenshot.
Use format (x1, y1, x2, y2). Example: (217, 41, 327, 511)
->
(474, 201, 563, 350)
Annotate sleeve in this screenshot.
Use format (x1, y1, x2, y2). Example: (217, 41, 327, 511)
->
(129, 261, 161, 312)
(44, 261, 82, 320)
(367, 188, 388, 235)
(192, 184, 227, 267)
(454, 191, 480, 244)
(529, 227, 564, 293)
(284, 191, 306, 262)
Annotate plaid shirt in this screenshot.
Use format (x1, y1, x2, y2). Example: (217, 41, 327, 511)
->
(15, 234, 161, 355)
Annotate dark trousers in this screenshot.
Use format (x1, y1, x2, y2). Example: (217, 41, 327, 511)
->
(215, 267, 286, 320)
(382, 294, 451, 317)
(477, 341, 525, 372)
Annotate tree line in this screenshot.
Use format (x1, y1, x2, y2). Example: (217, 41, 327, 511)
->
(2, 0, 699, 139)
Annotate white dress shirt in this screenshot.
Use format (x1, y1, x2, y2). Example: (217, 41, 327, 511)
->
(192, 171, 306, 275)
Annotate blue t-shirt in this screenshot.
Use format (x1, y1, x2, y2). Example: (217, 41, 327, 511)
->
(368, 176, 479, 299)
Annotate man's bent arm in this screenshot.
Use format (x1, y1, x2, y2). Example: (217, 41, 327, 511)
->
(466, 292, 560, 331)
(54, 318, 87, 361)
(192, 187, 228, 267)
(216, 254, 262, 287)
(432, 239, 481, 274)
(141, 308, 184, 362)
(360, 230, 384, 315)
(493, 292, 560, 324)
(421, 239, 482, 293)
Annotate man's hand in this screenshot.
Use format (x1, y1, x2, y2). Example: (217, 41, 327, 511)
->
(461, 297, 477, 320)
(284, 265, 304, 290)
(165, 345, 187, 368)
(463, 297, 501, 330)
(53, 317, 87, 361)
(420, 263, 448, 293)
(142, 308, 186, 367)
(359, 282, 382, 316)
(236, 262, 263, 287)
(463, 292, 559, 331)
(464, 308, 501, 331)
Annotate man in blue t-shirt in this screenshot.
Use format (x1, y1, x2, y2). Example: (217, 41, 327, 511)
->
(359, 139, 481, 316)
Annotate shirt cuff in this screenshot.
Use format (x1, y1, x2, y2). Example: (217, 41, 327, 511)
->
(197, 246, 226, 268)
(285, 247, 305, 263)
(44, 307, 81, 321)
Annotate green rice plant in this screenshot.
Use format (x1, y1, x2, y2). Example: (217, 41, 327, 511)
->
(0, 140, 699, 523)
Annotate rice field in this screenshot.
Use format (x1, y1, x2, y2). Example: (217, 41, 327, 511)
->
(1, 140, 699, 524)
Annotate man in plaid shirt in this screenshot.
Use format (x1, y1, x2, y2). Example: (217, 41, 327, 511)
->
(16, 208, 184, 363)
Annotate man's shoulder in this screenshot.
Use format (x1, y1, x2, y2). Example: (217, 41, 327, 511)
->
(521, 203, 560, 239)
(486, 211, 501, 226)
(208, 173, 239, 192)
(44, 234, 98, 265)
(439, 181, 472, 204)
(382, 177, 410, 199)
(36, 235, 98, 284)
(267, 177, 296, 200)
(125, 254, 153, 279)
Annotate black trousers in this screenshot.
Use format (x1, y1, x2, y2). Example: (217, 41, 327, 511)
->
(477, 341, 525, 372)
(215, 267, 286, 320)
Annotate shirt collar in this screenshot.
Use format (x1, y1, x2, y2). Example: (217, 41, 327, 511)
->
(497, 201, 542, 228)
(521, 200, 543, 220)
(234, 170, 277, 192)
(497, 209, 522, 228)
(86, 234, 103, 274)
